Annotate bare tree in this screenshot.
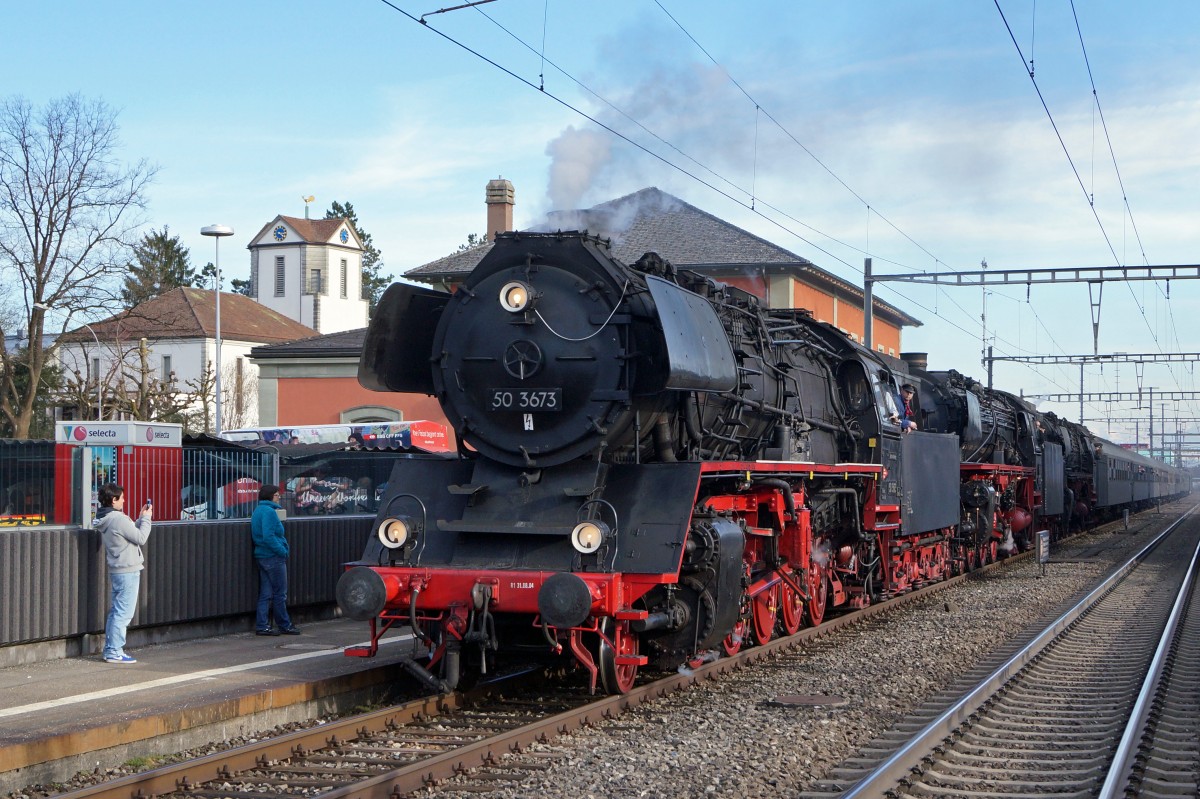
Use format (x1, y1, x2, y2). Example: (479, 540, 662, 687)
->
(114, 338, 194, 425)
(185, 359, 216, 433)
(222, 357, 258, 431)
(0, 94, 155, 437)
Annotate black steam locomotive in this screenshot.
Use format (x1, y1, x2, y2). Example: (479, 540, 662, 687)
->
(336, 231, 1190, 694)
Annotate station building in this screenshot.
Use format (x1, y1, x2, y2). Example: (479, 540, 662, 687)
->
(250, 181, 921, 433)
(406, 181, 920, 355)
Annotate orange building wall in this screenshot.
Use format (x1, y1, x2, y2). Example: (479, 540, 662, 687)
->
(791, 280, 901, 354)
(709, 274, 902, 354)
(796, 285, 836, 325)
(722, 274, 769, 298)
(275, 376, 451, 430)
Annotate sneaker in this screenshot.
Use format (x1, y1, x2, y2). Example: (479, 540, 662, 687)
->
(104, 654, 137, 664)
(280, 626, 301, 635)
(255, 629, 281, 637)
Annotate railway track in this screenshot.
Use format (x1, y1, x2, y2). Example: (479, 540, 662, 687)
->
(40, 506, 1190, 799)
(48, 532, 1039, 799)
(802, 504, 1200, 799)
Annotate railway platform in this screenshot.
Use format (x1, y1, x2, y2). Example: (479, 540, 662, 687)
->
(0, 618, 416, 794)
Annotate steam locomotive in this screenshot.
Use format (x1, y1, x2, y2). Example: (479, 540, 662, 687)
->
(335, 231, 1190, 694)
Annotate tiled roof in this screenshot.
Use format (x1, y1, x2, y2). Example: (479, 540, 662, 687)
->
(404, 187, 918, 327)
(406, 243, 495, 278)
(247, 215, 356, 246)
(571, 188, 811, 265)
(250, 327, 365, 359)
(59, 287, 318, 344)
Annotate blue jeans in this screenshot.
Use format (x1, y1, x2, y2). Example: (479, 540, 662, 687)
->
(256, 556, 293, 631)
(103, 571, 141, 659)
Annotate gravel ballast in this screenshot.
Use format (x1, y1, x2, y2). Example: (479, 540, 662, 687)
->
(5, 512, 1177, 799)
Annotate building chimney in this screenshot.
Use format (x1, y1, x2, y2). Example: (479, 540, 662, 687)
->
(485, 178, 515, 241)
(900, 352, 929, 371)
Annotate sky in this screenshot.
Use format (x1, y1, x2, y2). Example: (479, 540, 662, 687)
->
(7, 1, 1200, 456)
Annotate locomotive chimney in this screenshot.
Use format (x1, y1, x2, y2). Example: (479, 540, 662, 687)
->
(486, 178, 515, 241)
(900, 352, 928, 371)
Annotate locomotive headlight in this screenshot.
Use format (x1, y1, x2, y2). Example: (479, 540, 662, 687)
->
(377, 516, 412, 549)
(570, 520, 610, 554)
(499, 280, 534, 313)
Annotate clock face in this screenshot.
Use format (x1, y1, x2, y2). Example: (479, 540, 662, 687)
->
(340, 229, 349, 244)
(273, 225, 287, 241)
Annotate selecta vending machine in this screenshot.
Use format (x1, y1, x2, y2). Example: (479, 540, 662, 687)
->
(53, 422, 183, 527)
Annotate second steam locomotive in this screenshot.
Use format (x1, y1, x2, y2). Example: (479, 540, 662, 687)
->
(336, 231, 1189, 694)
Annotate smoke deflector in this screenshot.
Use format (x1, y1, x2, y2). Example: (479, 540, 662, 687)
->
(645, 275, 738, 393)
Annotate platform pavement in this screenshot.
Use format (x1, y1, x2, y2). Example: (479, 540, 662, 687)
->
(0, 617, 416, 793)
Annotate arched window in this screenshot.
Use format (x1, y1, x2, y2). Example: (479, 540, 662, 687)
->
(340, 405, 402, 424)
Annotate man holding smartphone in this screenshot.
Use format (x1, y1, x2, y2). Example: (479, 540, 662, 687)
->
(96, 484, 153, 664)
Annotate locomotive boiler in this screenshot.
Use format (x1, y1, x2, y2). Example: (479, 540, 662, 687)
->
(335, 230, 1188, 694)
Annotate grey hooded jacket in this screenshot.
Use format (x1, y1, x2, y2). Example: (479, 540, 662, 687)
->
(96, 506, 152, 574)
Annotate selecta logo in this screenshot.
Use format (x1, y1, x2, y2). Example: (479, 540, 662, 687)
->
(72, 426, 87, 441)
(145, 426, 155, 442)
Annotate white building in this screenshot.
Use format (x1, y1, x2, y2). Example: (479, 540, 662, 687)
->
(54, 287, 316, 428)
(247, 215, 369, 334)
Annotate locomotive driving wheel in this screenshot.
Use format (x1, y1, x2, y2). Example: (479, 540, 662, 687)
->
(597, 618, 639, 695)
(751, 583, 779, 645)
(805, 563, 829, 627)
(778, 576, 804, 636)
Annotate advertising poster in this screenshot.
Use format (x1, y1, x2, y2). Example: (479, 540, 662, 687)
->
(91, 446, 117, 514)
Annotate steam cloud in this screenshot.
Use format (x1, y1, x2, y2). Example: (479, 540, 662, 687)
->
(544, 126, 613, 212)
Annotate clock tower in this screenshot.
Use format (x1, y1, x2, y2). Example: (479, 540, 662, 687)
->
(247, 215, 369, 334)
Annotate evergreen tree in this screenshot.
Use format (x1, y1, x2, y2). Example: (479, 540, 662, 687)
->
(457, 233, 488, 252)
(197, 262, 222, 290)
(324, 201, 393, 311)
(121, 226, 199, 307)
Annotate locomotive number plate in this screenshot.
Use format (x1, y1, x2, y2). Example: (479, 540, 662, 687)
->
(489, 388, 562, 411)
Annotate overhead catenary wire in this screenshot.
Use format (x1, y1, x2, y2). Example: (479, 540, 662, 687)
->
(994, 0, 1189, 402)
(381, 0, 1192, 442)
(409, 0, 1138, 416)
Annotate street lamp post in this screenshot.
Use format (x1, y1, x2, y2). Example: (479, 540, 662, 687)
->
(78, 322, 103, 420)
(34, 302, 104, 420)
(200, 224, 234, 435)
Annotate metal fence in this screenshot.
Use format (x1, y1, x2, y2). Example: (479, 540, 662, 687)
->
(0, 515, 373, 648)
(278, 449, 407, 518)
(181, 446, 277, 520)
(0, 440, 58, 527)
(0, 440, 417, 653)
(0, 440, 411, 525)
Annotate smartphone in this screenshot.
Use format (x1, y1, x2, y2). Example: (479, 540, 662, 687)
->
(145, 498, 153, 506)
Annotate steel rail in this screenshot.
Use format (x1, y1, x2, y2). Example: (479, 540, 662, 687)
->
(837, 501, 1200, 799)
(48, 506, 1175, 799)
(48, 692, 467, 799)
(1097, 523, 1200, 798)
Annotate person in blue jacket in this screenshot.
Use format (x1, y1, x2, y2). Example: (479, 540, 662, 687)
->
(251, 484, 300, 635)
(895, 384, 919, 433)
